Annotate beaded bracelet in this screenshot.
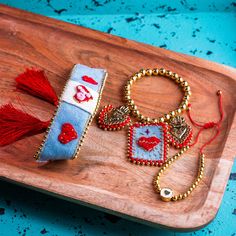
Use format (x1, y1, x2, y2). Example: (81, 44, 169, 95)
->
(98, 68, 193, 166)
(98, 68, 224, 202)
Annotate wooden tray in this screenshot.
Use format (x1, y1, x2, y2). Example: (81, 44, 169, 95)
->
(0, 4, 235, 231)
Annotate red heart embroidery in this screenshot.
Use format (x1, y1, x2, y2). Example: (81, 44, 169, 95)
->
(137, 136, 160, 151)
(74, 85, 93, 103)
(82, 75, 98, 85)
(58, 123, 78, 144)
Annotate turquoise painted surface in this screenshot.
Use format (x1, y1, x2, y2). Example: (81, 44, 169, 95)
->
(0, 1, 235, 235)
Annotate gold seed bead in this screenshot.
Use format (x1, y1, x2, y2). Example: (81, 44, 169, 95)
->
(183, 193, 188, 198)
(184, 86, 191, 92)
(187, 190, 191, 195)
(172, 196, 178, 201)
(152, 68, 159, 75)
(181, 81, 188, 87)
(181, 104, 187, 110)
(165, 70, 172, 77)
(139, 69, 146, 76)
(165, 114, 171, 120)
(178, 194, 183, 200)
(137, 72, 142, 78)
(132, 76, 137, 82)
(170, 111, 175, 116)
(125, 90, 131, 95)
(159, 68, 166, 75)
(146, 117, 151, 122)
(189, 187, 193, 192)
(146, 69, 153, 76)
(171, 73, 178, 80)
(177, 108, 182, 114)
(159, 117, 165, 122)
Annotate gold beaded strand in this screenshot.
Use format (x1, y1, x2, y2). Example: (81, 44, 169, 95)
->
(124, 68, 191, 123)
(153, 146, 205, 201)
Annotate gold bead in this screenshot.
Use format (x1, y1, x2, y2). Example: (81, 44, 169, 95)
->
(179, 77, 184, 83)
(160, 117, 165, 122)
(172, 196, 178, 201)
(183, 193, 188, 198)
(181, 81, 188, 87)
(171, 73, 179, 80)
(153, 118, 158, 123)
(187, 190, 191, 195)
(146, 69, 153, 76)
(189, 187, 193, 192)
(170, 111, 175, 116)
(192, 184, 196, 189)
(128, 79, 133, 85)
(159, 68, 166, 75)
(181, 104, 187, 110)
(185, 90, 192, 96)
(125, 95, 131, 100)
(177, 108, 182, 114)
(137, 72, 142, 78)
(125, 90, 131, 95)
(152, 68, 159, 75)
(132, 75, 137, 81)
(184, 86, 191, 92)
(146, 117, 151, 122)
(199, 174, 203, 179)
(178, 194, 183, 200)
(165, 70, 172, 77)
(184, 95, 190, 100)
(139, 69, 146, 76)
(165, 114, 171, 120)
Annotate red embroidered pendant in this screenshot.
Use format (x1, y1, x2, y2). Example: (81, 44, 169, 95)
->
(168, 116, 193, 148)
(58, 123, 78, 144)
(128, 123, 169, 166)
(98, 105, 131, 130)
(74, 85, 93, 103)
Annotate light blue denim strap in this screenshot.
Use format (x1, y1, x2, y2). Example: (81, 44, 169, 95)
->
(36, 64, 107, 161)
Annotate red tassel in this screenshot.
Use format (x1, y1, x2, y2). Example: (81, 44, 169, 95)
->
(15, 68, 59, 106)
(0, 104, 50, 146)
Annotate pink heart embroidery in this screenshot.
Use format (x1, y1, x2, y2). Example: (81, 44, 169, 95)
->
(137, 136, 160, 151)
(74, 85, 93, 103)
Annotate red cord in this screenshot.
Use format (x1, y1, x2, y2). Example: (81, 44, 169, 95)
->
(187, 90, 224, 154)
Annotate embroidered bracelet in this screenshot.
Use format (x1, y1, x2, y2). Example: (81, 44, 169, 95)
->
(35, 64, 107, 161)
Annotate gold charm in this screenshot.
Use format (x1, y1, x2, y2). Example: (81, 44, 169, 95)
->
(168, 116, 193, 148)
(98, 105, 131, 130)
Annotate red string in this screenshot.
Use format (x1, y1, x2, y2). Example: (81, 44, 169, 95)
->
(187, 90, 224, 154)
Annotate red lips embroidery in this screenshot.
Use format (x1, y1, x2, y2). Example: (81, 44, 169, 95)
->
(58, 123, 78, 144)
(74, 85, 93, 103)
(82, 75, 98, 85)
(137, 136, 160, 151)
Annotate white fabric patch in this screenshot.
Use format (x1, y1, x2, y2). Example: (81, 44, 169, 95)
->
(61, 80, 99, 114)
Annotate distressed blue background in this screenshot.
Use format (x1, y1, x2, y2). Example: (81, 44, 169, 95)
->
(0, 1, 235, 235)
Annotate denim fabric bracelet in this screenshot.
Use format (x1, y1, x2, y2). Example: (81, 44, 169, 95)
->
(35, 64, 107, 161)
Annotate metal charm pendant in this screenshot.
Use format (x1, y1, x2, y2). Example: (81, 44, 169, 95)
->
(98, 105, 131, 131)
(160, 188, 173, 202)
(168, 116, 193, 148)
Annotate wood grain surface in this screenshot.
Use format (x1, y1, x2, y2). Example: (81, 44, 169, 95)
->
(0, 4, 235, 231)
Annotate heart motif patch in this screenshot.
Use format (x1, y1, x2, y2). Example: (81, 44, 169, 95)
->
(137, 136, 160, 151)
(82, 75, 98, 85)
(168, 116, 193, 148)
(98, 105, 131, 130)
(74, 85, 93, 103)
(58, 123, 78, 144)
(128, 123, 169, 166)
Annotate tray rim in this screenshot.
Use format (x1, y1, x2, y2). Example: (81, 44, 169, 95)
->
(0, 4, 236, 231)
